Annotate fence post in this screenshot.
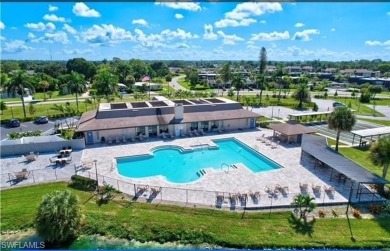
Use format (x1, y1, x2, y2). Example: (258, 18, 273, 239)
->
(8, 173, 12, 186)
(31, 171, 35, 183)
(186, 189, 188, 204)
(54, 169, 58, 180)
(134, 184, 137, 196)
(117, 179, 120, 191)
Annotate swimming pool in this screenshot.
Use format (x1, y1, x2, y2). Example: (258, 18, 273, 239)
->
(116, 138, 282, 183)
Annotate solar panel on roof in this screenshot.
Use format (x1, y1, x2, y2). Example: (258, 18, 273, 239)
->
(189, 99, 208, 104)
(110, 103, 128, 109)
(130, 102, 149, 108)
(205, 98, 225, 104)
(172, 100, 192, 105)
(149, 101, 168, 107)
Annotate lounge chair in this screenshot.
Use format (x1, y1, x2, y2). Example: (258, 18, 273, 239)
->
(299, 183, 308, 193)
(122, 136, 127, 143)
(169, 133, 175, 138)
(151, 187, 162, 196)
(131, 136, 136, 142)
(312, 184, 322, 194)
(216, 192, 224, 204)
(162, 132, 167, 139)
(139, 134, 144, 141)
(26, 154, 37, 161)
(108, 138, 113, 144)
(229, 193, 238, 204)
(324, 185, 335, 195)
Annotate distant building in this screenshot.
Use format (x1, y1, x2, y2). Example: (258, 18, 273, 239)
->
(134, 82, 162, 91)
(284, 66, 301, 76)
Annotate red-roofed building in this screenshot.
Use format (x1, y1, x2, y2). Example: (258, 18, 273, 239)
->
(141, 75, 151, 82)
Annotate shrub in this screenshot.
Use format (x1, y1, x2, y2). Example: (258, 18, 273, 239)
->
(259, 122, 270, 128)
(352, 208, 362, 219)
(318, 209, 326, 218)
(382, 201, 390, 215)
(368, 204, 381, 214)
(69, 175, 97, 191)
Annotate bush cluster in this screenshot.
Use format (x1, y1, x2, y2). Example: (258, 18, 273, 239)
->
(69, 175, 97, 191)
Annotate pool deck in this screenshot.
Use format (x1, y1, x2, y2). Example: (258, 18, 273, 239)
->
(78, 129, 384, 209)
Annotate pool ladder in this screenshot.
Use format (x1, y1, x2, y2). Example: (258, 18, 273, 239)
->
(221, 163, 230, 174)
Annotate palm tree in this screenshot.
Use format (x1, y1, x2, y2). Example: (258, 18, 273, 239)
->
(68, 71, 86, 112)
(39, 80, 50, 100)
(328, 106, 356, 152)
(4, 70, 34, 118)
(291, 194, 316, 223)
(219, 62, 232, 90)
(292, 82, 311, 109)
(231, 74, 246, 102)
(369, 135, 390, 179)
(35, 190, 82, 245)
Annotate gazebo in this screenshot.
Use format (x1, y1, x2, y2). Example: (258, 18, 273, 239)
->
(268, 122, 316, 144)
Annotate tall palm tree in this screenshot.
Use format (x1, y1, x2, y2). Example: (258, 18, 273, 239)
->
(292, 82, 311, 109)
(219, 62, 232, 89)
(369, 135, 390, 179)
(35, 190, 82, 244)
(39, 80, 50, 100)
(4, 70, 34, 118)
(231, 74, 246, 102)
(328, 107, 356, 152)
(68, 71, 86, 112)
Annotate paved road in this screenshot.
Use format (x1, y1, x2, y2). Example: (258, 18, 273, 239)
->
(170, 76, 187, 91)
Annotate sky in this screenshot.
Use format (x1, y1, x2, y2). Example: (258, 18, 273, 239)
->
(0, 2, 389, 62)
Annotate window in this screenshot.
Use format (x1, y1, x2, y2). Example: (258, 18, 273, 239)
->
(191, 122, 198, 130)
(201, 121, 209, 131)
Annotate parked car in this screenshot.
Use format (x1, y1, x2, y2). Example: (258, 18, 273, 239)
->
(35, 116, 49, 124)
(332, 102, 346, 108)
(7, 119, 20, 128)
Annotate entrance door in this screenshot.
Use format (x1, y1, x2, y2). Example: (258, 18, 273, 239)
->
(87, 132, 94, 144)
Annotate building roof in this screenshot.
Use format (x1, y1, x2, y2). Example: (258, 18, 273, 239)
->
(351, 126, 390, 138)
(288, 111, 333, 117)
(76, 98, 260, 132)
(268, 123, 316, 136)
(301, 134, 389, 184)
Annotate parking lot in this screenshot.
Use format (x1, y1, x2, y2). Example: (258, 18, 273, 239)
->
(305, 120, 381, 145)
(1, 117, 79, 140)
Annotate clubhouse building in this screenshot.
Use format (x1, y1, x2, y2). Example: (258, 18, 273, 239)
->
(76, 96, 260, 144)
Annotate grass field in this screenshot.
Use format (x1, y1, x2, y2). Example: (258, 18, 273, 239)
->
(358, 119, 390, 127)
(1, 182, 389, 248)
(178, 78, 213, 91)
(339, 146, 389, 180)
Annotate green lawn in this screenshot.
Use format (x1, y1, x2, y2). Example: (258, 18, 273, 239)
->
(339, 147, 390, 180)
(325, 137, 348, 147)
(330, 97, 384, 117)
(1, 182, 389, 248)
(178, 78, 213, 91)
(1, 91, 76, 103)
(358, 119, 390, 127)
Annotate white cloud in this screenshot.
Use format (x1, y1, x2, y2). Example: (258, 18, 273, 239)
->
(0, 36, 5, 41)
(155, 2, 202, 12)
(72, 2, 101, 18)
(292, 29, 320, 41)
(215, 2, 281, 28)
(216, 31, 244, 45)
(49, 4, 58, 12)
(30, 31, 70, 45)
(294, 22, 304, 28)
(175, 43, 190, 49)
(133, 29, 166, 48)
(63, 48, 93, 55)
(365, 40, 390, 46)
(161, 28, 199, 40)
(331, 28, 336, 32)
(0, 21, 5, 30)
(43, 14, 67, 22)
(1, 40, 33, 53)
(132, 19, 148, 26)
(63, 24, 77, 35)
(81, 24, 134, 45)
(175, 13, 184, 19)
(215, 18, 256, 28)
(25, 22, 56, 32)
(203, 24, 218, 40)
(250, 31, 290, 41)
(259, 20, 266, 24)
(27, 32, 36, 39)
(387, 12, 390, 16)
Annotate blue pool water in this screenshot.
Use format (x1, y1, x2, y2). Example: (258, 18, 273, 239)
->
(116, 138, 282, 183)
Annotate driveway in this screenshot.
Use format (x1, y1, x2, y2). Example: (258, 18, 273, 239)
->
(170, 76, 188, 91)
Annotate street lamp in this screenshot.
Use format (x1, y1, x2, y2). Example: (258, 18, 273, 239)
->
(94, 160, 98, 190)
